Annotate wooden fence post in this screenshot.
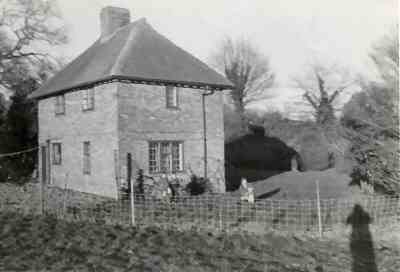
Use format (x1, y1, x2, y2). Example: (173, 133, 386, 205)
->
(316, 180, 322, 238)
(130, 175, 135, 226)
(114, 150, 121, 200)
(62, 175, 69, 219)
(39, 179, 44, 215)
(219, 198, 223, 231)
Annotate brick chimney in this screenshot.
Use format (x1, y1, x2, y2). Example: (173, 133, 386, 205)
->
(100, 6, 130, 38)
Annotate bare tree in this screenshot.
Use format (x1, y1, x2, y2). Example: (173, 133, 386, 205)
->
(212, 38, 275, 117)
(293, 63, 354, 125)
(370, 23, 398, 89)
(0, 0, 67, 91)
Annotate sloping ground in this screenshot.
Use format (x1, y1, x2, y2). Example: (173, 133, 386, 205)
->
(249, 169, 360, 200)
(0, 212, 399, 272)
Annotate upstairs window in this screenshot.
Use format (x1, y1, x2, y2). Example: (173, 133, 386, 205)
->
(55, 95, 65, 115)
(166, 86, 179, 108)
(149, 141, 183, 174)
(83, 141, 91, 175)
(52, 143, 62, 165)
(82, 88, 95, 111)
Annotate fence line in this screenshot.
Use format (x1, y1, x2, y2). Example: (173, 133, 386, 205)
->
(0, 182, 399, 235)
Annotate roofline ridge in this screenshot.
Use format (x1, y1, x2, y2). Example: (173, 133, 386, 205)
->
(109, 19, 146, 75)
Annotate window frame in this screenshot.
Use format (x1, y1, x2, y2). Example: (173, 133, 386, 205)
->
(82, 88, 95, 111)
(54, 95, 65, 115)
(148, 141, 184, 174)
(83, 141, 91, 175)
(52, 142, 62, 165)
(165, 86, 179, 109)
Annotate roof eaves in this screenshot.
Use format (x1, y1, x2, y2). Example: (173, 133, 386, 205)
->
(30, 75, 234, 100)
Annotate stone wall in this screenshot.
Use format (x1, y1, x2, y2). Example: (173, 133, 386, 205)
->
(117, 83, 225, 193)
(37, 81, 226, 198)
(38, 83, 119, 198)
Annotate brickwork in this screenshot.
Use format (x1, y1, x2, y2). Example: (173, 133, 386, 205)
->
(117, 83, 225, 193)
(38, 83, 119, 198)
(37, 81, 225, 197)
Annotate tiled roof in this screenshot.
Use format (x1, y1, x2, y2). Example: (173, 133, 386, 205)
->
(30, 18, 233, 99)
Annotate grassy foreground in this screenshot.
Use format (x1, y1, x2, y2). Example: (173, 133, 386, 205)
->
(0, 212, 399, 272)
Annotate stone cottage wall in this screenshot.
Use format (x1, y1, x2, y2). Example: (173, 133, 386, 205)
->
(116, 83, 225, 193)
(38, 83, 119, 198)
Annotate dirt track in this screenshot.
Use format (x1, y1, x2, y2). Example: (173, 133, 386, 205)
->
(0, 212, 399, 272)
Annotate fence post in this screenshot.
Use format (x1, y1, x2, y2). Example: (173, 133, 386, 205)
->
(62, 174, 69, 219)
(316, 180, 322, 238)
(62, 183, 67, 219)
(130, 176, 135, 226)
(39, 179, 44, 215)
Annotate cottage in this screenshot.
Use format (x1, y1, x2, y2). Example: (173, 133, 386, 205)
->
(29, 7, 233, 198)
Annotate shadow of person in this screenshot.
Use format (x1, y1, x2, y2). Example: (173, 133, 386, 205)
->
(346, 204, 378, 272)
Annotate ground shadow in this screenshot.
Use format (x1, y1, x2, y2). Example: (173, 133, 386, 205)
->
(346, 204, 378, 272)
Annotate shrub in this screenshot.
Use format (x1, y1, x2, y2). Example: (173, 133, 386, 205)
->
(185, 175, 212, 196)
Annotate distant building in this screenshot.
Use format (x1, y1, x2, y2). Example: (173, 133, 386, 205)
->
(30, 6, 232, 197)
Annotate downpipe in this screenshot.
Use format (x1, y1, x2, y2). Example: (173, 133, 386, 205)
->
(202, 90, 215, 179)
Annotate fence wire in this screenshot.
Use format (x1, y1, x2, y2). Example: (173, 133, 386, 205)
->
(1, 183, 399, 235)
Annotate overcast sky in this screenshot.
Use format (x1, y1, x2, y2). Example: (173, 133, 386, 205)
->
(57, 0, 397, 116)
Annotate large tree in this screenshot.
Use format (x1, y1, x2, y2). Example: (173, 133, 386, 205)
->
(0, 0, 66, 91)
(294, 63, 354, 126)
(342, 25, 399, 194)
(212, 38, 275, 119)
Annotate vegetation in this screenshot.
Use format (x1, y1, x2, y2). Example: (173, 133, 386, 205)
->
(0, 211, 398, 271)
(225, 126, 297, 191)
(0, 0, 66, 182)
(293, 63, 354, 126)
(212, 38, 275, 133)
(342, 26, 399, 195)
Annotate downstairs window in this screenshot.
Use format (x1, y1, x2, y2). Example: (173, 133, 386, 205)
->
(149, 141, 183, 174)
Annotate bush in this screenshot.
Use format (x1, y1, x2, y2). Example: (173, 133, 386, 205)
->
(185, 175, 212, 196)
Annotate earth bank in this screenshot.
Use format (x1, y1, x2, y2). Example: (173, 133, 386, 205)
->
(0, 212, 398, 272)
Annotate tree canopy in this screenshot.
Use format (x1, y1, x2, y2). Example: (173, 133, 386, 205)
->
(212, 38, 275, 115)
(0, 0, 66, 92)
(0, 0, 66, 182)
(293, 63, 354, 126)
(342, 25, 399, 194)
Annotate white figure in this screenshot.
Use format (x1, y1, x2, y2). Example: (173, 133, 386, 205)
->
(247, 187, 255, 203)
(241, 178, 248, 189)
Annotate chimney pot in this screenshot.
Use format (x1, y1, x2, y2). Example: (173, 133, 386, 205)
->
(100, 6, 130, 38)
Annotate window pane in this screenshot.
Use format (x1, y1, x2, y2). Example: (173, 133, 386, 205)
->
(89, 88, 94, 109)
(55, 95, 65, 115)
(83, 141, 91, 174)
(166, 86, 178, 108)
(148, 141, 183, 173)
(52, 143, 62, 165)
(160, 142, 171, 173)
(82, 89, 94, 110)
(171, 142, 181, 171)
(149, 142, 159, 173)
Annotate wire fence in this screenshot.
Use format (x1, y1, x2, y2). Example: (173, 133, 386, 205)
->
(1, 182, 399, 236)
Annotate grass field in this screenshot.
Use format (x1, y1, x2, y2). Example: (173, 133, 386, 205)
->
(0, 211, 399, 272)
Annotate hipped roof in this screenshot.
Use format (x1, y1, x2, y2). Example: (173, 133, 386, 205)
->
(30, 18, 233, 99)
